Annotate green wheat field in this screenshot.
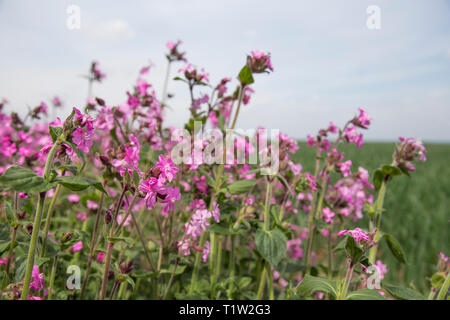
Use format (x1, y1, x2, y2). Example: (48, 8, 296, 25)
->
(292, 142, 449, 292)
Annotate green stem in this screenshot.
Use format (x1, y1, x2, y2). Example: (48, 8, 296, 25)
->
(47, 256, 58, 300)
(80, 191, 105, 300)
(109, 280, 120, 300)
(20, 193, 46, 300)
(327, 230, 333, 280)
(304, 148, 321, 275)
(267, 262, 274, 300)
(99, 187, 127, 300)
(41, 182, 63, 258)
(338, 259, 354, 300)
(162, 258, 179, 300)
(209, 232, 217, 299)
(130, 211, 155, 271)
(189, 232, 206, 295)
(436, 272, 450, 300)
(227, 235, 235, 299)
(256, 263, 267, 300)
(427, 288, 437, 300)
(21, 141, 59, 300)
(369, 180, 387, 264)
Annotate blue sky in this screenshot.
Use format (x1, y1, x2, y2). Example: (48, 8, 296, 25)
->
(1, 0, 449, 142)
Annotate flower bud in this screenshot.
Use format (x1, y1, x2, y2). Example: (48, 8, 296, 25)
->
(104, 209, 112, 224)
(61, 232, 72, 243)
(17, 211, 27, 220)
(119, 259, 134, 274)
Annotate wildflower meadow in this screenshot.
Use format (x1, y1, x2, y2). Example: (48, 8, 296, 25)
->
(0, 40, 448, 302)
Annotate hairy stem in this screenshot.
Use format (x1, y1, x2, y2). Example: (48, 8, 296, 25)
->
(99, 187, 127, 300)
(21, 142, 59, 300)
(338, 259, 354, 300)
(369, 180, 387, 264)
(80, 191, 105, 299)
(436, 272, 449, 300)
(41, 180, 64, 258)
(47, 256, 58, 300)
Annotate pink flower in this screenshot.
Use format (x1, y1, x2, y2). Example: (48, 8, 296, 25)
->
(76, 212, 87, 222)
(0, 256, 12, 266)
(344, 126, 364, 148)
(29, 265, 45, 292)
(156, 155, 178, 183)
(336, 160, 352, 177)
(306, 135, 316, 147)
(97, 252, 105, 263)
(185, 209, 212, 240)
(353, 108, 371, 129)
(68, 194, 80, 203)
(72, 241, 83, 252)
(117, 213, 131, 227)
(212, 202, 220, 223)
(287, 238, 303, 259)
(87, 200, 98, 210)
(328, 122, 338, 134)
(72, 123, 94, 153)
(338, 228, 369, 243)
(249, 50, 274, 72)
(160, 186, 181, 212)
(139, 177, 166, 209)
(322, 207, 335, 223)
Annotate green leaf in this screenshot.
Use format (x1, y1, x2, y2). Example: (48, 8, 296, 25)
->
(123, 274, 135, 289)
(0, 166, 56, 193)
(207, 224, 234, 235)
(160, 265, 187, 276)
(381, 165, 402, 177)
(0, 240, 16, 255)
(106, 237, 133, 244)
(225, 179, 258, 195)
(346, 288, 386, 300)
(382, 233, 407, 264)
(373, 169, 384, 191)
(35, 257, 51, 266)
(238, 277, 252, 289)
(397, 164, 411, 177)
(238, 65, 254, 86)
(49, 126, 63, 143)
(431, 272, 446, 289)
(383, 284, 425, 300)
(296, 274, 338, 298)
(54, 176, 107, 194)
(255, 228, 287, 266)
(345, 236, 364, 263)
(198, 168, 216, 188)
(332, 238, 346, 253)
